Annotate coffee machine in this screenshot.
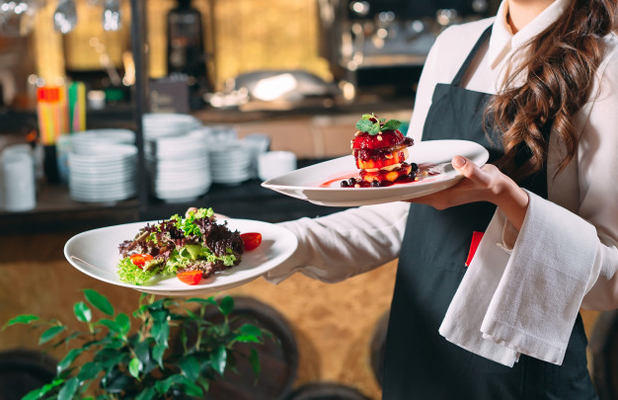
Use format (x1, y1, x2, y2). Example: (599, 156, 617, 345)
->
(317, 0, 495, 98)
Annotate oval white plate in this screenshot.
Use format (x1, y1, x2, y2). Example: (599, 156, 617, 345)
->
(261, 139, 490, 207)
(64, 218, 298, 296)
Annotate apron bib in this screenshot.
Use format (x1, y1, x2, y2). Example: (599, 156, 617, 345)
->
(381, 25, 597, 400)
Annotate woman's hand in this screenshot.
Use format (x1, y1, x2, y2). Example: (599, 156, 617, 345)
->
(409, 156, 530, 230)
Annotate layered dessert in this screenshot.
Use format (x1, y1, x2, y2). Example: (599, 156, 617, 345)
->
(341, 113, 417, 187)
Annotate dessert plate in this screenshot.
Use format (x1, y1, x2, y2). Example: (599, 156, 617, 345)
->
(261, 139, 490, 207)
(64, 218, 298, 296)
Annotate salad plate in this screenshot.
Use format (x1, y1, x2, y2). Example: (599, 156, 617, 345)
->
(64, 218, 298, 296)
(261, 139, 490, 207)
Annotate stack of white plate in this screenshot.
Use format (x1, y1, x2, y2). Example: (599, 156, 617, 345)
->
(70, 129, 135, 153)
(146, 131, 212, 203)
(143, 113, 201, 141)
(208, 140, 252, 185)
(68, 143, 138, 203)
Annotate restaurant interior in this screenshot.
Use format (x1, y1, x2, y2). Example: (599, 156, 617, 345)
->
(1, 0, 616, 399)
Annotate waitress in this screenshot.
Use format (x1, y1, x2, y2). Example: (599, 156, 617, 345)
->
(266, 0, 618, 398)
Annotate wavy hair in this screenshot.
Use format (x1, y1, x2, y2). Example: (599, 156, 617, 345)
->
(486, 0, 617, 182)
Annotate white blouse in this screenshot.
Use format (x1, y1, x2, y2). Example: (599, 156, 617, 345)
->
(265, 0, 618, 366)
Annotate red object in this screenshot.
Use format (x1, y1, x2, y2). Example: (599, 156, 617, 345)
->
(37, 87, 61, 102)
(177, 270, 203, 285)
(352, 130, 406, 150)
(241, 232, 262, 251)
(130, 254, 153, 268)
(465, 231, 484, 267)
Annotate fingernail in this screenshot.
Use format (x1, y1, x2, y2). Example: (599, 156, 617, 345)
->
(453, 156, 466, 168)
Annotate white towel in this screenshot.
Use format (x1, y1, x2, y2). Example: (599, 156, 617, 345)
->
(439, 191, 598, 366)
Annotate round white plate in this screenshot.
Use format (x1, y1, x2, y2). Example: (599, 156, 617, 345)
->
(64, 218, 298, 296)
(261, 139, 490, 207)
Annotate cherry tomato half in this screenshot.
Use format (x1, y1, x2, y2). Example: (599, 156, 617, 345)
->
(241, 232, 262, 251)
(130, 254, 153, 268)
(177, 270, 203, 285)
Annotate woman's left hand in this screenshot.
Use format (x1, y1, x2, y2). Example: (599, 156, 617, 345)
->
(409, 156, 530, 230)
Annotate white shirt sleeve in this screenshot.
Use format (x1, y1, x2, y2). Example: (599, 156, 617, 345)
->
(263, 202, 409, 284)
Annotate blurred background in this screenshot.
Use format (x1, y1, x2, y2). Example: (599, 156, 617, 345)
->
(2, 1, 615, 400)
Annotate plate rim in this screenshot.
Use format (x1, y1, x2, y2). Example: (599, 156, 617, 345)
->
(261, 139, 490, 206)
(64, 218, 298, 296)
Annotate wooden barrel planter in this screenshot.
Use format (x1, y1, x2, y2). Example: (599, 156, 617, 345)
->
(173, 296, 299, 400)
(0, 349, 57, 400)
(369, 311, 390, 388)
(590, 310, 618, 400)
(284, 382, 371, 400)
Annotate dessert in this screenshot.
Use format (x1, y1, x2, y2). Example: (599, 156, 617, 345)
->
(342, 113, 416, 187)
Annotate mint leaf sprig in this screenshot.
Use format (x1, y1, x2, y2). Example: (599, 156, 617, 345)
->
(355, 113, 402, 136)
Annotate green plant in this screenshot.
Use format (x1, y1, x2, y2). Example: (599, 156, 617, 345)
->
(3, 289, 267, 399)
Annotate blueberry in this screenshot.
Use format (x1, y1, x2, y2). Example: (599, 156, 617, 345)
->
(410, 163, 419, 172)
(371, 180, 380, 187)
(340, 180, 349, 187)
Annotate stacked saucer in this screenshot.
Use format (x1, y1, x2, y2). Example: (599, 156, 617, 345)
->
(208, 140, 252, 185)
(146, 131, 212, 203)
(70, 129, 135, 153)
(143, 113, 201, 140)
(68, 143, 137, 203)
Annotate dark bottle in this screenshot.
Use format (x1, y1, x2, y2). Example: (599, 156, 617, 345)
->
(166, 0, 212, 109)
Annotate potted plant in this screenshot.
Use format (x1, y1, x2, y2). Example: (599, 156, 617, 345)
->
(3, 289, 267, 399)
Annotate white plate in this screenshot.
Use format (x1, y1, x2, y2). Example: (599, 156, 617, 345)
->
(261, 139, 490, 207)
(64, 218, 298, 296)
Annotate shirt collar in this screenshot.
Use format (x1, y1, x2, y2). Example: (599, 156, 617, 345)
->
(486, 0, 570, 69)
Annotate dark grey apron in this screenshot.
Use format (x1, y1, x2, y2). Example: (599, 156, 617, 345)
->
(381, 25, 598, 399)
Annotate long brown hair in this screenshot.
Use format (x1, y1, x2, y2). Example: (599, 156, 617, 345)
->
(486, 0, 617, 182)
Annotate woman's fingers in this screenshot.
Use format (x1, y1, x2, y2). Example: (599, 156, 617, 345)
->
(452, 156, 493, 187)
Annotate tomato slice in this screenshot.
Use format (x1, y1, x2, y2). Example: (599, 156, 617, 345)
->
(130, 254, 153, 268)
(177, 270, 203, 285)
(241, 232, 262, 251)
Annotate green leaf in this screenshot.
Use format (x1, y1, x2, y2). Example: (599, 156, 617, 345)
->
(97, 319, 121, 333)
(179, 356, 200, 382)
(234, 334, 261, 343)
(155, 374, 183, 395)
(57, 348, 84, 374)
(134, 339, 151, 366)
(58, 377, 79, 400)
(210, 345, 227, 375)
(152, 343, 166, 369)
(22, 388, 47, 400)
(179, 377, 204, 397)
(129, 357, 141, 379)
(84, 289, 114, 316)
(39, 325, 66, 345)
(381, 119, 402, 131)
(186, 297, 218, 306)
(368, 123, 381, 135)
(239, 323, 262, 337)
(151, 316, 170, 347)
(73, 302, 92, 323)
(77, 362, 102, 382)
(115, 313, 131, 335)
(3, 314, 39, 329)
(22, 378, 64, 400)
(355, 118, 373, 132)
(249, 347, 261, 376)
(218, 296, 234, 316)
(136, 387, 156, 400)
